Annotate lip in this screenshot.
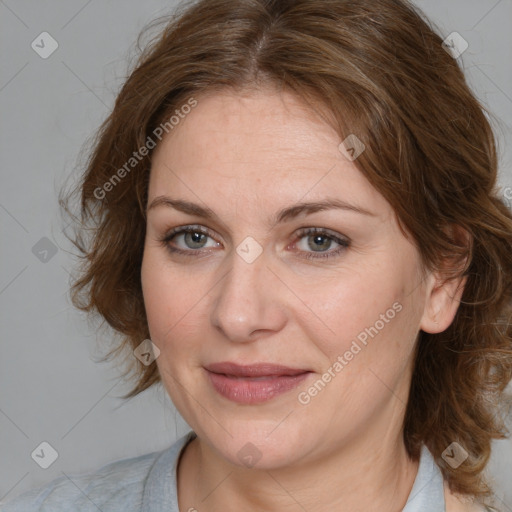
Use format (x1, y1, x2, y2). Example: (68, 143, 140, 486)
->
(205, 361, 310, 377)
(204, 362, 312, 404)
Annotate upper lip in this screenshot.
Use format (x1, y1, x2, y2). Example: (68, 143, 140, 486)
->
(205, 362, 310, 377)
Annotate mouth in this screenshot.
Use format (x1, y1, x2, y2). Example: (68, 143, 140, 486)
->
(204, 362, 312, 404)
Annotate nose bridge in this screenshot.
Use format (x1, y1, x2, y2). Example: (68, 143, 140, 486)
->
(210, 241, 285, 342)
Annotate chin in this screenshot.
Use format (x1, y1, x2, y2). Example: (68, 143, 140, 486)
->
(199, 419, 314, 470)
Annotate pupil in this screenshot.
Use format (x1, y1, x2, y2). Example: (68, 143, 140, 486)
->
(186, 231, 206, 248)
(310, 235, 330, 251)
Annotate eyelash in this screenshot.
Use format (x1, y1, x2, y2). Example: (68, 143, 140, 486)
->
(157, 225, 350, 260)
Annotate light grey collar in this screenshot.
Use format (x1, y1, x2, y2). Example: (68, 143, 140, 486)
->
(403, 444, 446, 511)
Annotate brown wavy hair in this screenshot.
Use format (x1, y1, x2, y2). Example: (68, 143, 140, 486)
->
(60, 0, 512, 505)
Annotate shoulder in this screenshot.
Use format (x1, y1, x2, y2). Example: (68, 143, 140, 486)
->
(0, 448, 164, 512)
(444, 482, 493, 512)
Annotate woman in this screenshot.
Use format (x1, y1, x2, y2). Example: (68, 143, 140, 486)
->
(3, 0, 511, 510)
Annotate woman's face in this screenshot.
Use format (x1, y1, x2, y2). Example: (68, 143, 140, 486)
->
(141, 88, 438, 469)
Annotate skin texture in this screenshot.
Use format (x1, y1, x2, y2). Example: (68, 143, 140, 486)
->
(141, 88, 468, 511)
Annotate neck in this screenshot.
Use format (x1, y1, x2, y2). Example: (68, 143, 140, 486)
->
(177, 421, 419, 512)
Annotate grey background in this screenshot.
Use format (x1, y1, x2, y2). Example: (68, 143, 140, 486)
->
(1, 0, 511, 508)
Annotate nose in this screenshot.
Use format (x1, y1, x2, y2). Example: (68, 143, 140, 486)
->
(210, 244, 287, 343)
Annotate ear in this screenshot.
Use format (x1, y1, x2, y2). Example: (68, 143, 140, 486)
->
(420, 225, 471, 334)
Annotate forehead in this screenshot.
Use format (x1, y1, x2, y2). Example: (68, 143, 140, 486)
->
(148, 89, 391, 218)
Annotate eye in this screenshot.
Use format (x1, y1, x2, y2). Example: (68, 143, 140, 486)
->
(292, 227, 350, 260)
(158, 225, 220, 256)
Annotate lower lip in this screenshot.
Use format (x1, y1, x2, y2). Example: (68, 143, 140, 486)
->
(206, 370, 311, 404)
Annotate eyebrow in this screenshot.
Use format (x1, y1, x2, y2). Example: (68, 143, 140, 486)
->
(146, 196, 376, 226)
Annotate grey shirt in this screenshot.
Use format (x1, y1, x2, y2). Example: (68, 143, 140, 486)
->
(0, 431, 474, 511)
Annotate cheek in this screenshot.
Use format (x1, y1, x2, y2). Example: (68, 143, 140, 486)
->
(141, 251, 181, 344)
(296, 257, 419, 369)
(294, 277, 419, 423)
(141, 249, 211, 353)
